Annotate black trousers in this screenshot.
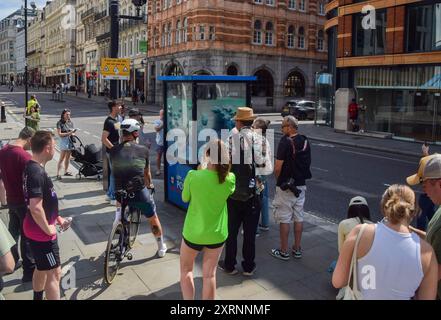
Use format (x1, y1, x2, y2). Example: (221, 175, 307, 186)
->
(8, 204, 35, 276)
(224, 196, 260, 273)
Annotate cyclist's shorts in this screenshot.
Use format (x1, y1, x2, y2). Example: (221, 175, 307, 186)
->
(128, 187, 157, 218)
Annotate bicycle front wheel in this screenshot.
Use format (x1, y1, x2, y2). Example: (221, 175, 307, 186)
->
(128, 207, 141, 248)
(104, 223, 123, 285)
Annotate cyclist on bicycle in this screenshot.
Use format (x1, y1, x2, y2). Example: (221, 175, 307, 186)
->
(110, 118, 167, 258)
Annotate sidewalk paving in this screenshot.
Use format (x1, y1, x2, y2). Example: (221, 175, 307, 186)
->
(0, 107, 340, 300)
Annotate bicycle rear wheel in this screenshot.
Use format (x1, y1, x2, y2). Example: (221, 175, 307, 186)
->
(104, 223, 123, 285)
(128, 207, 141, 248)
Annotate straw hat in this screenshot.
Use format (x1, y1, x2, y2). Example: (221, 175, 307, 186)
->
(233, 107, 257, 121)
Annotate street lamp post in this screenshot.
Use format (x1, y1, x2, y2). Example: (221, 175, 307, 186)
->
(24, 0, 28, 109)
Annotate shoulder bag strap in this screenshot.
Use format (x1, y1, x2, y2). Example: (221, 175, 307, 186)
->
(347, 223, 368, 292)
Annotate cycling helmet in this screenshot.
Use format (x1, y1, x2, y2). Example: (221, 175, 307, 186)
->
(120, 118, 141, 132)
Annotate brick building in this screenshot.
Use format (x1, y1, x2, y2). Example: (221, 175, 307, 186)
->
(146, 0, 328, 111)
(326, 0, 441, 142)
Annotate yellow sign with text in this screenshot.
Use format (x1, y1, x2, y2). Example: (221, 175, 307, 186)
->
(100, 58, 130, 80)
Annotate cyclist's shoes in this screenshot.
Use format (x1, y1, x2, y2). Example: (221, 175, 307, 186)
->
(157, 244, 167, 258)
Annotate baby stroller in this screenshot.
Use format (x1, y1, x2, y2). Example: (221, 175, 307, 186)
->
(70, 135, 103, 180)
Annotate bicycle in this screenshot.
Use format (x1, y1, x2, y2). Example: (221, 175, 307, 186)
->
(104, 189, 141, 285)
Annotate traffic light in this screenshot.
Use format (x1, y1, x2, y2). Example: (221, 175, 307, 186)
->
(131, 0, 146, 6)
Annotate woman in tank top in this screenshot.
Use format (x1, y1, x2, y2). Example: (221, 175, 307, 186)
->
(332, 184, 438, 300)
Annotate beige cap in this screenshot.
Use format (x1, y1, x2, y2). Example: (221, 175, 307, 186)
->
(349, 196, 368, 207)
(406, 154, 441, 185)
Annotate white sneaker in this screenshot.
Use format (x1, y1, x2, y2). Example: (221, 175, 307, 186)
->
(110, 200, 117, 206)
(157, 244, 167, 258)
(105, 196, 111, 202)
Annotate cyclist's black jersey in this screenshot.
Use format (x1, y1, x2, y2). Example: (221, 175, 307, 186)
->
(110, 141, 149, 192)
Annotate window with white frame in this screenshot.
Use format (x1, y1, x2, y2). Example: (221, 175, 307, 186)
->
(162, 24, 166, 47)
(183, 18, 188, 42)
(253, 20, 262, 44)
(254, 0, 263, 3)
(167, 22, 172, 45)
(135, 33, 139, 54)
(265, 22, 273, 45)
(319, 2, 325, 15)
(298, 26, 305, 48)
(209, 26, 215, 40)
(129, 36, 133, 55)
(266, 0, 274, 5)
(176, 20, 181, 44)
(317, 30, 324, 51)
(299, 0, 305, 11)
(287, 25, 295, 48)
(199, 25, 205, 40)
(288, 0, 296, 9)
(177, 0, 181, 4)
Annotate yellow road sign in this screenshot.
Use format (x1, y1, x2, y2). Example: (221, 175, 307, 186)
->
(101, 58, 130, 80)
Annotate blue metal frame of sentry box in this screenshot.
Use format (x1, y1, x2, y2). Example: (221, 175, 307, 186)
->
(158, 75, 256, 210)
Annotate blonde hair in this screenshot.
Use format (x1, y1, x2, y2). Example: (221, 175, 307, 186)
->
(381, 184, 416, 224)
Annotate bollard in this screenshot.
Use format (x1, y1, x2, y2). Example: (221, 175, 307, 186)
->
(1, 101, 6, 122)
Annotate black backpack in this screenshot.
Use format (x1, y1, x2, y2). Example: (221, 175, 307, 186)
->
(290, 135, 312, 181)
(229, 130, 256, 202)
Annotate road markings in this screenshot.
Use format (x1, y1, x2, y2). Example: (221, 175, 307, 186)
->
(93, 135, 101, 140)
(312, 142, 335, 148)
(83, 131, 90, 135)
(311, 166, 329, 173)
(341, 149, 416, 164)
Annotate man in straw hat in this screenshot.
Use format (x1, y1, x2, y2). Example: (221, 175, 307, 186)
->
(407, 154, 441, 299)
(218, 107, 272, 276)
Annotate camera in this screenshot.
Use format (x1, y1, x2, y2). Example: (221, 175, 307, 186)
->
(280, 178, 301, 197)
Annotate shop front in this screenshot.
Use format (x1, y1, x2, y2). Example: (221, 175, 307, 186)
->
(355, 65, 441, 142)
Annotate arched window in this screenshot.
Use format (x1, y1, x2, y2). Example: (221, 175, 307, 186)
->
(135, 33, 139, 54)
(183, 18, 188, 42)
(252, 69, 274, 97)
(162, 24, 166, 47)
(298, 27, 305, 49)
(176, 20, 181, 44)
(167, 22, 172, 46)
(317, 30, 324, 51)
(284, 71, 305, 97)
(164, 63, 184, 76)
(226, 65, 238, 75)
(129, 36, 133, 55)
(265, 22, 273, 46)
(253, 20, 262, 44)
(287, 25, 295, 48)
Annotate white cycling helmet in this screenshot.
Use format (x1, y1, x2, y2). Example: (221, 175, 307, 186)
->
(120, 118, 141, 132)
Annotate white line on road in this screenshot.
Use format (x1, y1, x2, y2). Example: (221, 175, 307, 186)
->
(341, 149, 416, 164)
(92, 135, 101, 140)
(311, 166, 329, 172)
(83, 131, 90, 135)
(312, 142, 335, 148)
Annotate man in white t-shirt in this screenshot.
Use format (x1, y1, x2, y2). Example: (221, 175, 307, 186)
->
(153, 109, 164, 176)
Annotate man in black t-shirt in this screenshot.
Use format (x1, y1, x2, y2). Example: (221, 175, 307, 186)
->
(271, 116, 311, 261)
(101, 101, 121, 205)
(23, 131, 68, 300)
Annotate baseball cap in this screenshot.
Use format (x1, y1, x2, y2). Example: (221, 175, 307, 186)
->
(407, 154, 441, 185)
(349, 196, 368, 207)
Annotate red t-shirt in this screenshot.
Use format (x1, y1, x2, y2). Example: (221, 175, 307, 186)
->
(348, 103, 358, 119)
(0, 144, 32, 205)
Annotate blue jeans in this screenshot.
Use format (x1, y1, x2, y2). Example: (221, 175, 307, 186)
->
(261, 186, 269, 227)
(106, 154, 115, 200)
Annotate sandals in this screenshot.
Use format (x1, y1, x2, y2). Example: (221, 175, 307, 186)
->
(56, 175, 62, 180)
(64, 172, 73, 176)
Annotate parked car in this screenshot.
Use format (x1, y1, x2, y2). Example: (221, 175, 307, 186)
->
(281, 100, 317, 120)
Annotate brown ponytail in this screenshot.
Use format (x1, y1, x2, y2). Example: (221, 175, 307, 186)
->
(206, 139, 231, 184)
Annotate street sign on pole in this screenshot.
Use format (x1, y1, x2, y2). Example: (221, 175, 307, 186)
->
(101, 58, 130, 80)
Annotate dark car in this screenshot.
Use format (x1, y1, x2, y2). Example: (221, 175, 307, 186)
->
(281, 100, 317, 120)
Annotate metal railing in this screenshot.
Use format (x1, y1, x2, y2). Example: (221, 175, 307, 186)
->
(81, 8, 95, 20)
(96, 32, 111, 42)
(94, 10, 108, 22)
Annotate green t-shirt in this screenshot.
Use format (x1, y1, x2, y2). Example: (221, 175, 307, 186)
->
(427, 207, 441, 300)
(182, 169, 235, 245)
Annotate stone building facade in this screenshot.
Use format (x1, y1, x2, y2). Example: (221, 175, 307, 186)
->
(146, 0, 328, 111)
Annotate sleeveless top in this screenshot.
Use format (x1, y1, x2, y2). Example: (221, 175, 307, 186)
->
(357, 222, 424, 300)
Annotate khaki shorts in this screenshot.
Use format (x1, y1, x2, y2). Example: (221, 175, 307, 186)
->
(273, 186, 307, 224)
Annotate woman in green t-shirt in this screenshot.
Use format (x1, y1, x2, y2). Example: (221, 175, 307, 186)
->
(180, 139, 235, 300)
